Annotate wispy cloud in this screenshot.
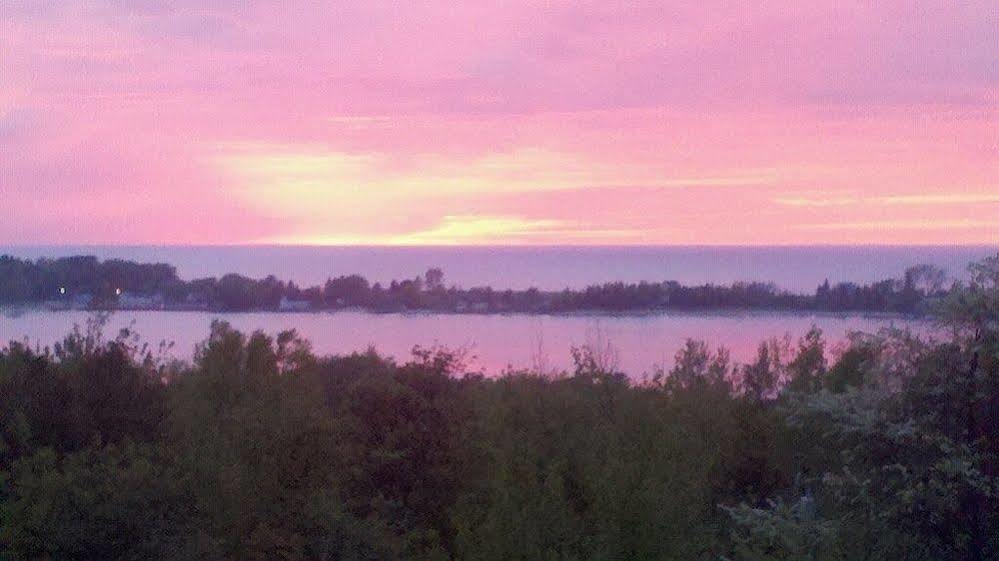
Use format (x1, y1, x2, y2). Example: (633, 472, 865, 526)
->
(774, 192, 999, 208)
(797, 220, 999, 231)
(876, 194, 999, 205)
(773, 196, 858, 207)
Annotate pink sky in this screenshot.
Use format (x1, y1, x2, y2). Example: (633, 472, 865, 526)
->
(1, 1, 996, 245)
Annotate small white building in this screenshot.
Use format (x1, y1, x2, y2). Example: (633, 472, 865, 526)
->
(44, 293, 93, 311)
(279, 296, 312, 312)
(72, 293, 93, 310)
(118, 292, 164, 310)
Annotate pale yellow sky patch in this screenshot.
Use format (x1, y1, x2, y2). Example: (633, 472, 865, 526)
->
(389, 215, 570, 245)
(210, 143, 783, 222)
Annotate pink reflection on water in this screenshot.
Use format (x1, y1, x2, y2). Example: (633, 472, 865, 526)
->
(1, 310, 928, 377)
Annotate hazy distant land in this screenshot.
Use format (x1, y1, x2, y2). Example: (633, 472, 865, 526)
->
(0, 253, 974, 316)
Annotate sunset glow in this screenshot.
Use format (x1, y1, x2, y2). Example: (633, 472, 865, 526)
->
(2, 1, 996, 245)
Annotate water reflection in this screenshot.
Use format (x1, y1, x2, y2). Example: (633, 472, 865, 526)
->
(1, 310, 926, 377)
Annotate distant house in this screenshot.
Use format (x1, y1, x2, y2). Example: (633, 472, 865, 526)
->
(43, 292, 93, 311)
(72, 293, 93, 310)
(118, 292, 164, 310)
(279, 296, 312, 312)
(179, 292, 209, 310)
(42, 299, 70, 311)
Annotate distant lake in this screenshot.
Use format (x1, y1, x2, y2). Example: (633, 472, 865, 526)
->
(0, 245, 976, 375)
(1, 309, 929, 377)
(2, 245, 993, 292)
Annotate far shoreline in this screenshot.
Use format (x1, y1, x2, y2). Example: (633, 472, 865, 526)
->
(0, 304, 934, 323)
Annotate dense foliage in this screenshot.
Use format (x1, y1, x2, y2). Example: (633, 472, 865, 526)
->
(0, 255, 953, 314)
(1, 256, 997, 560)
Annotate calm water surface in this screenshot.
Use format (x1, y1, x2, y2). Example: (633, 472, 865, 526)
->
(1, 309, 927, 376)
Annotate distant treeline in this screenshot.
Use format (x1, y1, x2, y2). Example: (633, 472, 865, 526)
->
(0, 254, 954, 314)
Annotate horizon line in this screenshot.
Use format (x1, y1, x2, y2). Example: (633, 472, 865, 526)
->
(3, 242, 996, 250)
